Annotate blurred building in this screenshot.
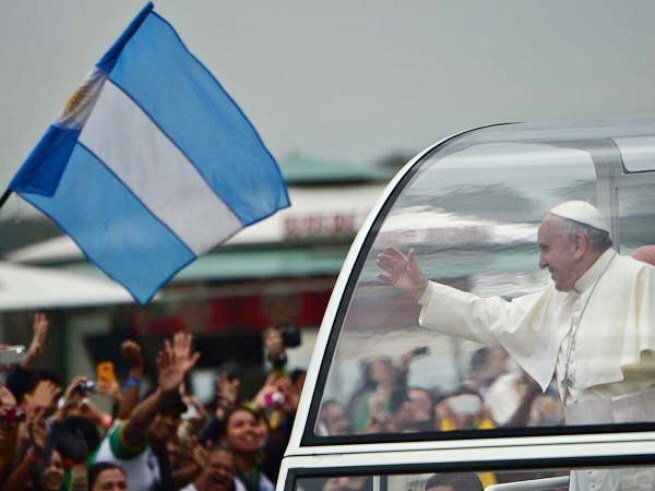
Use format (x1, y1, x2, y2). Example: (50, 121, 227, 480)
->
(0, 155, 390, 399)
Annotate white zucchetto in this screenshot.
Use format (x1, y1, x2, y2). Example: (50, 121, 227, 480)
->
(548, 201, 609, 233)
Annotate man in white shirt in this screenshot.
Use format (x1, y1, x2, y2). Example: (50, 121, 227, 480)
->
(377, 201, 655, 490)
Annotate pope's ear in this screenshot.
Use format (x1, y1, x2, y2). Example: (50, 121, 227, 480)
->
(572, 232, 589, 258)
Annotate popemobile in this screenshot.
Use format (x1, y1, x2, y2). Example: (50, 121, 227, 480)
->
(277, 116, 655, 491)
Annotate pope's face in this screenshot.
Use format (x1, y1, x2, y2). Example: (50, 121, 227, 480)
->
(538, 216, 578, 291)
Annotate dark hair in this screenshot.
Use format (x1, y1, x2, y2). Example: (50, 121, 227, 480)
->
(425, 472, 482, 491)
(469, 348, 489, 373)
(88, 462, 126, 489)
(290, 368, 307, 385)
(219, 406, 260, 440)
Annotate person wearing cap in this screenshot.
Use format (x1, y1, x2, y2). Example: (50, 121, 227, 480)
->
(89, 332, 200, 491)
(377, 200, 655, 489)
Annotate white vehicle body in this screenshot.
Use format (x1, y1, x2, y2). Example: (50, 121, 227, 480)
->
(278, 117, 655, 491)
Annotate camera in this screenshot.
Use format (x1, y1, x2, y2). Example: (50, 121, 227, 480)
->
(0, 407, 26, 425)
(74, 380, 97, 395)
(264, 391, 285, 408)
(281, 324, 301, 348)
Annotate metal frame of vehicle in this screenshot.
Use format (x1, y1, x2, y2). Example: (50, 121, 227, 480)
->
(277, 118, 655, 491)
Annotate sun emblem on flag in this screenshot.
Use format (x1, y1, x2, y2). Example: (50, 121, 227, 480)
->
(56, 68, 107, 129)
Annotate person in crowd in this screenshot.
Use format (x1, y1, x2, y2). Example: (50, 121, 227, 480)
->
(434, 389, 495, 432)
(378, 200, 655, 490)
(88, 462, 129, 491)
(462, 347, 509, 399)
(251, 326, 305, 481)
(347, 352, 414, 433)
(98, 339, 147, 422)
(320, 475, 373, 491)
(179, 444, 246, 491)
(316, 399, 350, 436)
(631, 244, 655, 265)
(4, 412, 65, 491)
(34, 448, 67, 491)
(220, 406, 275, 491)
(431, 389, 497, 488)
(2, 372, 62, 490)
(0, 382, 21, 483)
(424, 472, 483, 491)
(393, 387, 435, 433)
(90, 332, 200, 491)
(485, 369, 563, 427)
(4, 313, 60, 411)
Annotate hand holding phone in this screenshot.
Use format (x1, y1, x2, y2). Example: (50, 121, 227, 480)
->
(412, 346, 430, 357)
(97, 361, 117, 385)
(0, 345, 26, 365)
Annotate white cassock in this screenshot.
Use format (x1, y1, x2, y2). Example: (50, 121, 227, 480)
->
(418, 248, 655, 490)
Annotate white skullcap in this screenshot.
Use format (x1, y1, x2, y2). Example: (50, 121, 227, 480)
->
(548, 201, 609, 233)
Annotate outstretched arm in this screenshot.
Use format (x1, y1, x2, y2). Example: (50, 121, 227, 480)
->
(117, 340, 144, 421)
(22, 313, 49, 369)
(121, 332, 200, 449)
(376, 247, 428, 300)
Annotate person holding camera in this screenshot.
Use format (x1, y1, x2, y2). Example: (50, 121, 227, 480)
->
(250, 325, 305, 482)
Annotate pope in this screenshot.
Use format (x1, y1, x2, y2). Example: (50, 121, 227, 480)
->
(377, 200, 655, 490)
(377, 201, 655, 422)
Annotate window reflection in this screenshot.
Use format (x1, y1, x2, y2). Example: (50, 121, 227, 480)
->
(296, 465, 655, 491)
(313, 136, 655, 439)
(297, 468, 573, 491)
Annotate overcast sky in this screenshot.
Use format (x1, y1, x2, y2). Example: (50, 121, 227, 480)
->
(2, 0, 655, 196)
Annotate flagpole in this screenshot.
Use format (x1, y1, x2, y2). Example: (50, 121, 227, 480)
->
(0, 189, 11, 211)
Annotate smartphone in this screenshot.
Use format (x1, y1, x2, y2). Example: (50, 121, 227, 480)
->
(412, 346, 430, 357)
(0, 345, 26, 364)
(96, 361, 117, 385)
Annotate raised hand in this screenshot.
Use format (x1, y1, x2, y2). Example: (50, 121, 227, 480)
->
(156, 332, 200, 393)
(23, 313, 50, 368)
(376, 247, 428, 300)
(120, 340, 144, 369)
(24, 380, 60, 416)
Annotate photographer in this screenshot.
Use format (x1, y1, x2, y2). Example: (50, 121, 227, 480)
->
(249, 325, 305, 482)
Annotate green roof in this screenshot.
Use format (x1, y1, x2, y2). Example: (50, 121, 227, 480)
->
(60, 246, 348, 282)
(279, 155, 390, 185)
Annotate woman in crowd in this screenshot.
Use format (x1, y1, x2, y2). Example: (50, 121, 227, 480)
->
(220, 407, 274, 491)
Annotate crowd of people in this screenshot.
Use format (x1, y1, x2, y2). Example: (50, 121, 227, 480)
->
(0, 314, 305, 491)
(317, 344, 563, 438)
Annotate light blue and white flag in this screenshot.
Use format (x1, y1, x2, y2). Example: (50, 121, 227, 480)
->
(7, 3, 290, 304)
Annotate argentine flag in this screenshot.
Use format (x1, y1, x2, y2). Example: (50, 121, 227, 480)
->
(7, 3, 290, 304)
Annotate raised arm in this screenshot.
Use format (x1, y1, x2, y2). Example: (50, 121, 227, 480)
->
(117, 340, 144, 420)
(22, 313, 49, 369)
(121, 332, 200, 449)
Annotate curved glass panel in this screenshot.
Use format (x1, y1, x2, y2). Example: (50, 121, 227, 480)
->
(295, 464, 655, 491)
(308, 117, 655, 443)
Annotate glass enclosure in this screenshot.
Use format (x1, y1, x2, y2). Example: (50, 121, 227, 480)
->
(294, 464, 655, 491)
(306, 118, 655, 443)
